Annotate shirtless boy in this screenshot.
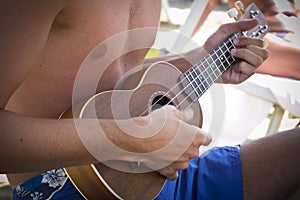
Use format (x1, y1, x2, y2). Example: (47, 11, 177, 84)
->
(0, 1, 299, 199)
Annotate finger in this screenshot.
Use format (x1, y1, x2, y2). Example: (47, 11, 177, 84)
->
(232, 61, 256, 76)
(282, 11, 297, 17)
(167, 171, 179, 181)
(231, 48, 264, 67)
(246, 45, 269, 61)
(226, 67, 243, 84)
(233, 37, 265, 48)
(194, 129, 212, 147)
(163, 105, 183, 118)
(172, 161, 189, 170)
(164, 105, 194, 122)
(159, 167, 179, 180)
(229, 62, 256, 84)
(218, 19, 259, 38)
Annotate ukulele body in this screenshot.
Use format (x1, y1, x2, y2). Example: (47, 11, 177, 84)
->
(61, 61, 203, 200)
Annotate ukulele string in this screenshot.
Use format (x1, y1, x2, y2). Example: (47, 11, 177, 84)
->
(176, 51, 236, 112)
(135, 39, 236, 167)
(138, 33, 239, 117)
(174, 36, 238, 110)
(179, 29, 264, 110)
(139, 36, 237, 117)
(173, 29, 264, 111)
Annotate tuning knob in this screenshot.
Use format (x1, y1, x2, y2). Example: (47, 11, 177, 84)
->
(228, 8, 239, 21)
(234, 1, 245, 14)
(250, 10, 260, 18)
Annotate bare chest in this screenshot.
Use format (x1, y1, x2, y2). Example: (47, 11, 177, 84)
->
(6, 0, 160, 118)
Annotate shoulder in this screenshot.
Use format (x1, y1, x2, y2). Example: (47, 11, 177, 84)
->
(0, 0, 74, 109)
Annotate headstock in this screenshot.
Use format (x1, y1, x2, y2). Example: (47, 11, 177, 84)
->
(228, 1, 269, 38)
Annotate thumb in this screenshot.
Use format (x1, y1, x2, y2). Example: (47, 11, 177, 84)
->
(219, 19, 259, 36)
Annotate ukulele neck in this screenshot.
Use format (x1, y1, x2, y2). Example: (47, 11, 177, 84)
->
(179, 33, 242, 102)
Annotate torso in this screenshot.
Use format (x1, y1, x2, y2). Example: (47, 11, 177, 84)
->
(6, 0, 161, 186)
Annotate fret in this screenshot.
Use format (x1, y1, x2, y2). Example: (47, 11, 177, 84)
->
(199, 65, 214, 86)
(211, 50, 222, 72)
(217, 46, 227, 72)
(224, 39, 234, 51)
(190, 68, 205, 94)
(193, 70, 210, 92)
(195, 60, 206, 72)
(224, 39, 235, 66)
(227, 35, 236, 48)
(207, 54, 218, 80)
(217, 46, 227, 74)
(219, 45, 230, 69)
(204, 62, 214, 80)
(177, 2, 269, 106)
(191, 67, 202, 83)
(201, 57, 215, 84)
(204, 72, 214, 86)
(179, 32, 244, 102)
(198, 59, 214, 85)
(186, 71, 200, 96)
(195, 67, 208, 89)
(220, 43, 228, 54)
(198, 71, 210, 90)
(224, 40, 235, 60)
(179, 74, 198, 102)
(214, 52, 221, 76)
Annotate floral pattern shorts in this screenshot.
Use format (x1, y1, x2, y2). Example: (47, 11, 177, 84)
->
(13, 168, 84, 200)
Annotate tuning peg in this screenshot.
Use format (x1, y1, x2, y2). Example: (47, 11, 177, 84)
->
(227, 8, 239, 21)
(234, 1, 245, 14)
(250, 10, 260, 18)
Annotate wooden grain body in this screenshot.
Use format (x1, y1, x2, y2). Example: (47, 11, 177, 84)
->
(61, 61, 203, 199)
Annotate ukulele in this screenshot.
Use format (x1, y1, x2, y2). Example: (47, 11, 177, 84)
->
(60, 2, 268, 199)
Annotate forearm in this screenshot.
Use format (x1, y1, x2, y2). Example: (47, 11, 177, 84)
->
(0, 109, 142, 173)
(0, 109, 94, 173)
(256, 38, 300, 80)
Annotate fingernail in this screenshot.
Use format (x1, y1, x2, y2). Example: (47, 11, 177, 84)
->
(182, 108, 194, 121)
(231, 49, 237, 54)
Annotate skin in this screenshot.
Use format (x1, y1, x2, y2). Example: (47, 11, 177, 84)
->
(241, 128, 300, 200)
(203, 0, 300, 80)
(228, 0, 298, 33)
(229, 0, 300, 80)
(2, 1, 298, 199)
(256, 37, 300, 80)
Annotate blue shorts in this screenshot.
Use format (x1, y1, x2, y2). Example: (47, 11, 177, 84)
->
(155, 146, 243, 200)
(13, 146, 243, 200)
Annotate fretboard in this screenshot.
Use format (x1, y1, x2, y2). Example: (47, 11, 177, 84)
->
(179, 33, 243, 102)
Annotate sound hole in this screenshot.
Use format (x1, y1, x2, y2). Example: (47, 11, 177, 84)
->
(151, 95, 174, 111)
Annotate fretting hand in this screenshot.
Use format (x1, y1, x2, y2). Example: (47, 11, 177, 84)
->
(203, 19, 269, 84)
